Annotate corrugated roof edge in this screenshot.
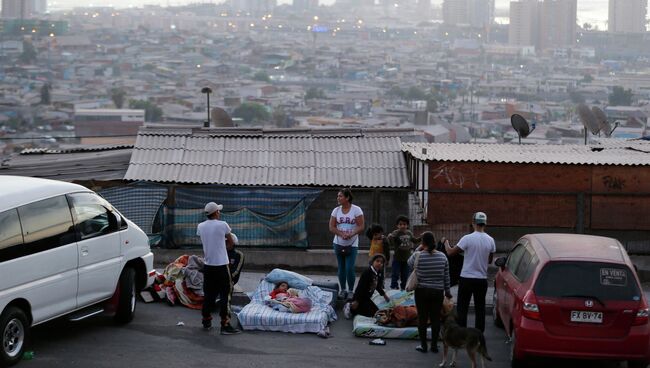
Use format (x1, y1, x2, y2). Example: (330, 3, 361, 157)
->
(137, 126, 418, 138)
(401, 141, 650, 166)
(121, 177, 405, 188)
(20, 144, 134, 155)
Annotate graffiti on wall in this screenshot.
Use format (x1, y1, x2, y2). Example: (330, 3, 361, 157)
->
(602, 176, 625, 190)
(432, 164, 480, 189)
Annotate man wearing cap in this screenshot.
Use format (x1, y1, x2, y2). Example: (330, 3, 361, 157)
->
(444, 211, 495, 332)
(197, 202, 241, 335)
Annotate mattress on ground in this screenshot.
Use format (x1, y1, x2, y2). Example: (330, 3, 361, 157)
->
(352, 289, 432, 340)
(238, 280, 337, 334)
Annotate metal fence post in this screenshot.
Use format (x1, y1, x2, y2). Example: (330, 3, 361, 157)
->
(373, 188, 380, 228)
(576, 192, 585, 234)
(165, 185, 177, 248)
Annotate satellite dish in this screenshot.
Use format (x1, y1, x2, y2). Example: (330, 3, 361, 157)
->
(591, 106, 618, 138)
(577, 104, 600, 144)
(211, 107, 234, 127)
(577, 104, 600, 135)
(510, 114, 535, 144)
(591, 106, 610, 137)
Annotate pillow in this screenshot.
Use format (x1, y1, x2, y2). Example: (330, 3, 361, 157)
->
(264, 268, 313, 290)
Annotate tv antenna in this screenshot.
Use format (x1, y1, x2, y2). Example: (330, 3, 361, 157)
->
(510, 114, 535, 144)
(577, 104, 600, 144)
(591, 106, 618, 138)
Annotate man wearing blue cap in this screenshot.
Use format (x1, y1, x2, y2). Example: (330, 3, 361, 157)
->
(445, 211, 495, 332)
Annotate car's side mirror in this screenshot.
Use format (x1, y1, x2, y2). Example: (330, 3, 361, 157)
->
(109, 211, 121, 231)
(495, 256, 506, 269)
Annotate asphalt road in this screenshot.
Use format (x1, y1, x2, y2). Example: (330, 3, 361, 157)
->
(19, 301, 628, 368)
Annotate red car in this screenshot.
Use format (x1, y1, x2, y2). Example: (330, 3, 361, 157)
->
(493, 234, 650, 368)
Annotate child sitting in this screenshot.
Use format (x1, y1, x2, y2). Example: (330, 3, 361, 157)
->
(343, 254, 390, 319)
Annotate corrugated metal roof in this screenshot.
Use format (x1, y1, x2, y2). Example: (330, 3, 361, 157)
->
(402, 140, 650, 166)
(0, 148, 131, 181)
(124, 127, 413, 187)
(20, 144, 133, 154)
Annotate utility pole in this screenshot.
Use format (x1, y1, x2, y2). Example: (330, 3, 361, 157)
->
(201, 87, 212, 127)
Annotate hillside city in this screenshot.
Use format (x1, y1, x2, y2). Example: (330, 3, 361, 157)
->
(0, 0, 649, 154)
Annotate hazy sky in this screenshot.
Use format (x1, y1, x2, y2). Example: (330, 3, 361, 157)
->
(49, 0, 611, 27)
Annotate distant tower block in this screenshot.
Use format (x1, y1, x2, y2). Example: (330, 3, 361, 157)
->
(443, 0, 494, 27)
(609, 0, 647, 33)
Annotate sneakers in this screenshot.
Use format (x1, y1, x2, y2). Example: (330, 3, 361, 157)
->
(415, 345, 427, 353)
(220, 325, 242, 335)
(343, 302, 352, 319)
(338, 290, 347, 299)
(202, 318, 212, 330)
(317, 326, 332, 338)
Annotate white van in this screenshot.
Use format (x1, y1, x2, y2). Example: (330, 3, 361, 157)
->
(0, 176, 155, 366)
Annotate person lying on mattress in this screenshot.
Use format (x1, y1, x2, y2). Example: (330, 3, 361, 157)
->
(343, 254, 391, 319)
(266, 281, 313, 313)
(269, 281, 291, 300)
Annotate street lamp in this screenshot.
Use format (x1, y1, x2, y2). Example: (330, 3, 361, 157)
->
(201, 87, 212, 128)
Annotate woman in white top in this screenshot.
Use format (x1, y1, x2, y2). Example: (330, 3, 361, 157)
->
(329, 188, 365, 299)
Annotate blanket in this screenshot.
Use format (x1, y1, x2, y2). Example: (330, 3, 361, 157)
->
(268, 296, 313, 313)
(159, 255, 204, 309)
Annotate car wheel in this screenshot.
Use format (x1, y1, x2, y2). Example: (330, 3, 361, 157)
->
(493, 288, 504, 328)
(114, 267, 136, 324)
(510, 329, 525, 368)
(1, 307, 29, 367)
(628, 360, 649, 368)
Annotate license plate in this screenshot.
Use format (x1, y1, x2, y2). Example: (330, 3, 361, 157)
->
(570, 311, 603, 323)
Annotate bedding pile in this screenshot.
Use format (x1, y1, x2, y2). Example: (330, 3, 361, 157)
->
(352, 289, 432, 339)
(237, 269, 337, 334)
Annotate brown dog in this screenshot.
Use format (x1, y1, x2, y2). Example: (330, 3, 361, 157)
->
(439, 310, 492, 368)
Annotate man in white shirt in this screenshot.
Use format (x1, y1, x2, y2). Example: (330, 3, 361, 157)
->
(445, 211, 495, 332)
(197, 202, 240, 335)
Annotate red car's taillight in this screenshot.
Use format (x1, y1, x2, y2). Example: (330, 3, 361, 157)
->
(522, 290, 541, 321)
(634, 299, 649, 326)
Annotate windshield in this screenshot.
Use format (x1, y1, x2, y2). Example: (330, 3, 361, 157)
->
(534, 261, 641, 302)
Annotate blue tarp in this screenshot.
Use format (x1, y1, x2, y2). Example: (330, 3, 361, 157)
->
(174, 186, 321, 215)
(167, 186, 322, 248)
(99, 183, 168, 235)
(163, 200, 311, 248)
(99, 184, 322, 248)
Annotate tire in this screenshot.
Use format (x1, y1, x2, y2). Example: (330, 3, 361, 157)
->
(1, 307, 29, 367)
(510, 329, 525, 368)
(493, 288, 504, 328)
(114, 267, 136, 324)
(628, 360, 650, 368)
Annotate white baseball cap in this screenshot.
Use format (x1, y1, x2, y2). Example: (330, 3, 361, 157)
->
(473, 212, 487, 225)
(204, 202, 223, 215)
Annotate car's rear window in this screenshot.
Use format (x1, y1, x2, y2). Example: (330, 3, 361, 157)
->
(534, 262, 641, 301)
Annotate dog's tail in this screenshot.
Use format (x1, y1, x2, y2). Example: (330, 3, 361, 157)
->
(479, 333, 493, 361)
